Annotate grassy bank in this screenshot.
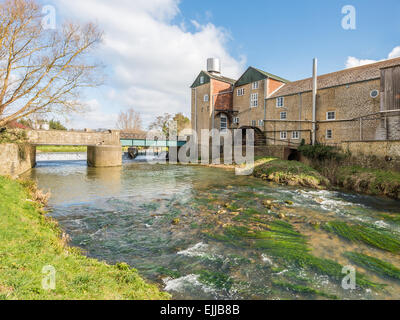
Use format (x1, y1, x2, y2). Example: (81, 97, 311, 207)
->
(252, 158, 330, 189)
(0, 176, 169, 300)
(36, 145, 87, 153)
(336, 166, 400, 199)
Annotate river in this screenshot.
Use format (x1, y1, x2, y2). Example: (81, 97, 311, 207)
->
(23, 153, 400, 300)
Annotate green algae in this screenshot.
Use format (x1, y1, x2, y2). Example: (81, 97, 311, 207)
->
(378, 213, 400, 224)
(197, 270, 234, 290)
(208, 220, 380, 289)
(272, 281, 339, 300)
(344, 252, 400, 280)
(324, 221, 400, 253)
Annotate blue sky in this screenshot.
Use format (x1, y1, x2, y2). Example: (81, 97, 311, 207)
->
(178, 0, 400, 80)
(47, 0, 399, 129)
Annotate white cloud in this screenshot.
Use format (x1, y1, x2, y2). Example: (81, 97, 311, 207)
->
(52, 0, 246, 129)
(345, 46, 400, 68)
(388, 46, 400, 59)
(65, 99, 118, 130)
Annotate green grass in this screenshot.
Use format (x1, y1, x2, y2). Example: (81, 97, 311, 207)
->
(344, 252, 400, 280)
(0, 176, 169, 300)
(324, 221, 400, 253)
(36, 145, 87, 153)
(252, 158, 330, 189)
(336, 166, 400, 199)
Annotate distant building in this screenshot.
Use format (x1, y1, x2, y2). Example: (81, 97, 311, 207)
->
(191, 57, 400, 146)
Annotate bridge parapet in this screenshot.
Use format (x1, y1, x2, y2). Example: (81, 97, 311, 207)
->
(27, 130, 121, 146)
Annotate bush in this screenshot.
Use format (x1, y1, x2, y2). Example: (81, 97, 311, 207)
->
(298, 144, 347, 161)
(49, 120, 67, 131)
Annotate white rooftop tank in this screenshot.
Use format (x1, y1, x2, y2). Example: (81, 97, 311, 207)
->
(207, 58, 221, 75)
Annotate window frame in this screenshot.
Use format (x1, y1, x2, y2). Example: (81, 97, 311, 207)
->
(258, 119, 264, 127)
(233, 117, 240, 125)
(326, 111, 336, 120)
(276, 97, 284, 108)
(250, 93, 259, 108)
(280, 131, 287, 140)
(326, 129, 333, 139)
(292, 131, 300, 140)
(252, 81, 259, 90)
(220, 115, 228, 132)
(280, 112, 287, 120)
(200, 76, 205, 84)
(237, 88, 245, 96)
(204, 94, 209, 102)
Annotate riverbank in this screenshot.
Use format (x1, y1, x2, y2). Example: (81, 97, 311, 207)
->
(201, 157, 400, 200)
(36, 145, 87, 153)
(0, 175, 169, 300)
(256, 158, 400, 200)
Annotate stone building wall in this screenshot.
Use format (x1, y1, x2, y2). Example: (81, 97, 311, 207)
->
(233, 80, 266, 128)
(264, 79, 382, 145)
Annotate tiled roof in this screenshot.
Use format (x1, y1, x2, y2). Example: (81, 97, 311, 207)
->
(203, 71, 236, 85)
(251, 67, 290, 83)
(269, 57, 400, 98)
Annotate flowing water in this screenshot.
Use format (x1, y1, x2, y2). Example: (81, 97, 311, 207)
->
(23, 153, 400, 300)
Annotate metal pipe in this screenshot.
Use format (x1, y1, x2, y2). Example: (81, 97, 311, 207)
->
(312, 58, 318, 145)
(194, 88, 197, 133)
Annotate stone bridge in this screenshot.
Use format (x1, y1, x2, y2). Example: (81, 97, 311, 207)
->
(27, 130, 122, 167)
(27, 129, 121, 146)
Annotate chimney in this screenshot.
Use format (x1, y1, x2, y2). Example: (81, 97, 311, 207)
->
(312, 58, 318, 145)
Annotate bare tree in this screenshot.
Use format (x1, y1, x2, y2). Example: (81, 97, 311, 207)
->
(0, 0, 103, 127)
(116, 108, 143, 132)
(149, 113, 173, 138)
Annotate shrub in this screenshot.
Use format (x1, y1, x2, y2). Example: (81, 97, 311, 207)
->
(298, 144, 347, 161)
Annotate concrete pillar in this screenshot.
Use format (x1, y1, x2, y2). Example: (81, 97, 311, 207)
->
(87, 145, 122, 167)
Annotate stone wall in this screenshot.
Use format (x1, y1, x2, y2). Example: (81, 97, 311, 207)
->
(87, 145, 122, 167)
(341, 140, 400, 170)
(27, 130, 120, 146)
(0, 143, 36, 177)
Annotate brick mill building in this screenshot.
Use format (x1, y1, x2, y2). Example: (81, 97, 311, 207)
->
(191, 57, 400, 149)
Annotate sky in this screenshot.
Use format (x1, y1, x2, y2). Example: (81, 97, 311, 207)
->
(42, 0, 400, 129)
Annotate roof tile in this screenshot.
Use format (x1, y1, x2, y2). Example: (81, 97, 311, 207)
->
(269, 57, 400, 98)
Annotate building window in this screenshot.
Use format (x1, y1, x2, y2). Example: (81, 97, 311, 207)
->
(251, 120, 256, 127)
(250, 93, 258, 107)
(237, 88, 245, 96)
(280, 131, 287, 140)
(200, 76, 205, 84)
(276, 97, 284, 108)
(204, 94, 209, 102)
(326, 129, 333, 139)
(327, 111, 336, 120)
(233, 117, 240, 124)
(292, 131, 300, 140)
(252, 81, 259, 90)
(280, 112, 287, 120)
(220, 115, 228, 132)
(258, 120, 264, 127)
